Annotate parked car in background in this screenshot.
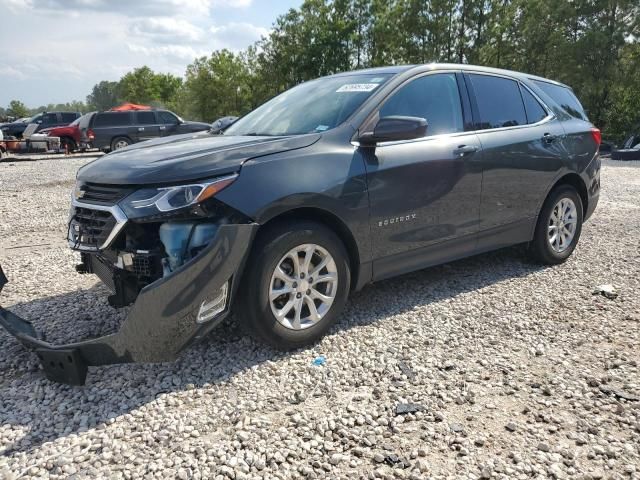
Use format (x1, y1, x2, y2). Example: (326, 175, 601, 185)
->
(40, 112, 96, 152)
(88, 109, 210, 151)
(0, 111, 80, 139)
(0, 64, 601, 385)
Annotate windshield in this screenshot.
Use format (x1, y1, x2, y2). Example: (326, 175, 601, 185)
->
(225, 73, 393, 136)
(27, 114, 42, 124)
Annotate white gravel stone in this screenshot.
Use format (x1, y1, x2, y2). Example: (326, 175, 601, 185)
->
(0, 157, 638, 479)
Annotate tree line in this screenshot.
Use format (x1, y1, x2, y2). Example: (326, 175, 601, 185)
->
(3, 0, 639, 141)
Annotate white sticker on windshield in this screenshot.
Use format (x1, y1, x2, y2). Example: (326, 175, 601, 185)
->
(315, 125, 329, 131)
(336, 83, 380, 93)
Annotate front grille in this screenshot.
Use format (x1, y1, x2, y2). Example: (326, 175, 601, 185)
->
(68, 206, 118, 250)
(76, 183, 133, 205)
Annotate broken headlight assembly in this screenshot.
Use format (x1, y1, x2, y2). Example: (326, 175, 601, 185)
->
(118, 174, 238, 220)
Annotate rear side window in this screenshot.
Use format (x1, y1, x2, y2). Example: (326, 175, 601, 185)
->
(93, 112, 131, 127)
(521, 87, 548, 124)
(468, 74, 526, 129)
(136, 111, 156, 125)
(61, 113, 78, 123)
(533, 81, 588, 120)
(380, 73, 463, 136)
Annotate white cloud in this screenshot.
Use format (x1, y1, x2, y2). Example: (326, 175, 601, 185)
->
(212, 0, 253, 7)
(0, 66, 27, 79)
(127, 44, 209, 62)
(130, 17, 205, 44)
(14, 0, 215, 17)
(210, 22, 269, 50)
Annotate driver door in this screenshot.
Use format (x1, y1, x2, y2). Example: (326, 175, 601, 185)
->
(362, 72, 484, 280)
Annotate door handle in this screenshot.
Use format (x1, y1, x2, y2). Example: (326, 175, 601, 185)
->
(542, 133, 557, 144)
(159, 126, 166, 131)
(453, 145, 479, 157)
(138, 127, 145, 132)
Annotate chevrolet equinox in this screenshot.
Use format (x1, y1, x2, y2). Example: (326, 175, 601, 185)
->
(0, 64, 601, 385)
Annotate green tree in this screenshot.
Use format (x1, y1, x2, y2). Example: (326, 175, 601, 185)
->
(7, 100, 29, 118)
(87, 81, 121, 110)
(118, 66, 182, 105)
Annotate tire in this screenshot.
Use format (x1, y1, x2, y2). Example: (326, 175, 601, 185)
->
(611, 149, 640, 161)
(238, 220, 351, 349)
(60, 137, 77, 152)
(111, 136, 131, 151)
(530, 185, 583, 265)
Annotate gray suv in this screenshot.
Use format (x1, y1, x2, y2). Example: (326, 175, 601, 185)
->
(89, 109, 211, 151)
(0, 64, 601, 385)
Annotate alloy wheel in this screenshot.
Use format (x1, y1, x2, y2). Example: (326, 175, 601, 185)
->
(269, 244, 338, 330)
(548, 198, 577, 253)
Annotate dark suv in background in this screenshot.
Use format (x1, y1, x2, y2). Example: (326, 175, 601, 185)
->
(0, 64, 600, 385)
(0, 111, 80, 138)
(88, 109, 211, 151)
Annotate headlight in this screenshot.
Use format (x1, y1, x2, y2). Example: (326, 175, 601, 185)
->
(119, 174, 237, 219)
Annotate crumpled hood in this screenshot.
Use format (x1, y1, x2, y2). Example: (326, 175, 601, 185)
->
(77, 132, 321, 185)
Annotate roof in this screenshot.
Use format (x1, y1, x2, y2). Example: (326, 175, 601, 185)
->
(332, 63, 567, 88)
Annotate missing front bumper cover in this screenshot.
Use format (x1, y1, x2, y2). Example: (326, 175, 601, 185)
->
(0, 223, 257, 386)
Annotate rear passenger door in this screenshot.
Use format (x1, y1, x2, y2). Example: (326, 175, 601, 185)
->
(464, 73, 567, 249)
(133, 111, 161, 142)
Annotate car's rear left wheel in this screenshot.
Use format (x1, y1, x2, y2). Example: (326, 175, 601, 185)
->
(238, 220, 350, 349)
(530, 185, 583, 264)
(111, 137, 131, 151)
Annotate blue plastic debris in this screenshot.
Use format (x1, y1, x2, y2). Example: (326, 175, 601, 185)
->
(312, 356, 326, 366)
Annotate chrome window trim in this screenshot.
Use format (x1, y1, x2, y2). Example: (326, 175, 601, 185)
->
(68, 198, 128, 251)
(463, 70, 556, 132)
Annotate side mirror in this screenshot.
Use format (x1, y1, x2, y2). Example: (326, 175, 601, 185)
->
(359, 116, 427, 146)
(210, 116, 238, 134)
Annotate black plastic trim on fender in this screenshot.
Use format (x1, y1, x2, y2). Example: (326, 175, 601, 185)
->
(0, 223, 258, 385)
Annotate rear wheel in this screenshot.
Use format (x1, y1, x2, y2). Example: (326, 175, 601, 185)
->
(111, 137, 131, 151)
(530, 185, 583, 264)
(238, 220, 350, 349)
(60, 137, 77, 152)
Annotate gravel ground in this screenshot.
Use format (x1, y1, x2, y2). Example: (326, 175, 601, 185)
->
(0, 157, 638, 480)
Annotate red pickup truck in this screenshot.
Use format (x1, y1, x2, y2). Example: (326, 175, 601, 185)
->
(40, 111, 96, 152)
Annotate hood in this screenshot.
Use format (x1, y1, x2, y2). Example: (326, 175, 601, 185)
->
(77, 131, 321, 185)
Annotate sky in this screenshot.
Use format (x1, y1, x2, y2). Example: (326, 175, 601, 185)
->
(0, 0, 302, 108)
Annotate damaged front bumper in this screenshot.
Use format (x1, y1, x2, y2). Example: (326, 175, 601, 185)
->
(0, 223, 258, 385)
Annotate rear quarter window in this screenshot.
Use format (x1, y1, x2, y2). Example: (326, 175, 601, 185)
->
(533, 81, 588, 121)
(93, 112, 131, 127)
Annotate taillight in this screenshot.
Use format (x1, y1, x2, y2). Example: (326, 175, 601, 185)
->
(87, 128, 95, 140)
(590, 127, 601, 146)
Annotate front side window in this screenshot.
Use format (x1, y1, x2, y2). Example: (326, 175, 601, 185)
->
(42, 113, 58, 124)
(61, 113, 78, 123)
(379, 73, 463, 136)
(225, 73, 393, 136)
(159, 111, 179, 125)
(468, 74, 527, 129)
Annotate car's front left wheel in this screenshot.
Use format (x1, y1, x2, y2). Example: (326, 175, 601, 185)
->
(238, 220, 350, 349)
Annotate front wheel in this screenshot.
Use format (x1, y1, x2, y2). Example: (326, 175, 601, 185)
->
(530, 185, 583, 264)
(238, 220, 350, 349)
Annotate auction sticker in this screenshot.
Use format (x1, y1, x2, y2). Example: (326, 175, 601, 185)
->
(336, 83, 380, 93)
